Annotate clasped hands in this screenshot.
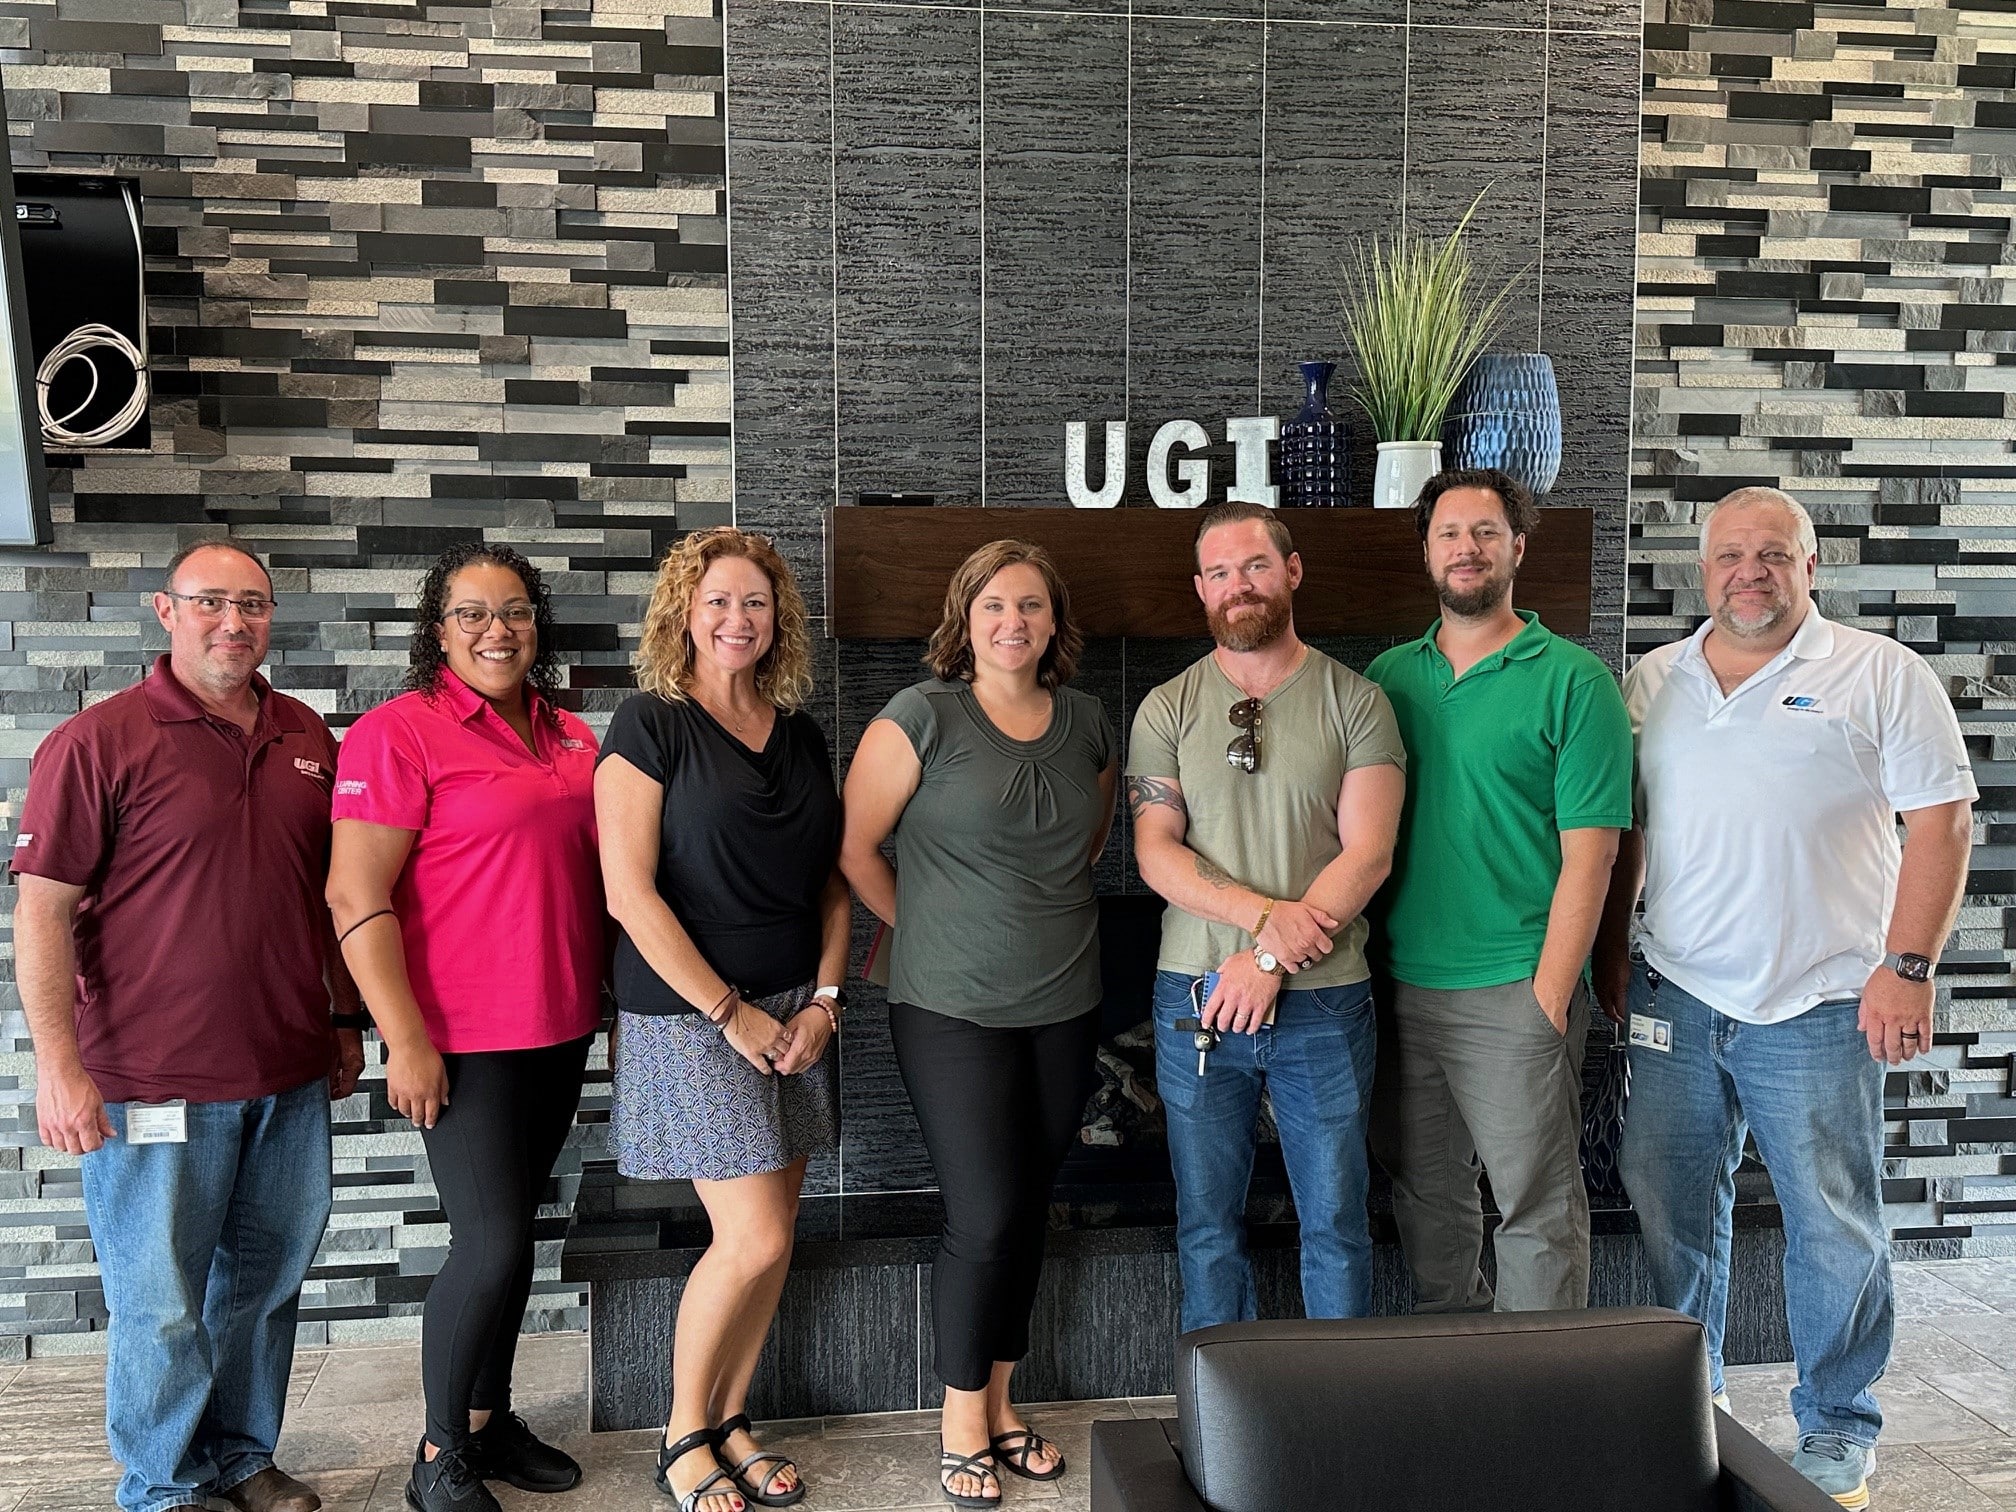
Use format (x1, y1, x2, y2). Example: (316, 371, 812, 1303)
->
(381, 997, 835, 1130)
(1201, 897, 1340, 1035)
(722, 998, 833, 1077)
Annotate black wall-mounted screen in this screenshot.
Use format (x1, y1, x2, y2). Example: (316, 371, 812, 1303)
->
(0, 150, 51, 545)
(13, 172, 148, 461)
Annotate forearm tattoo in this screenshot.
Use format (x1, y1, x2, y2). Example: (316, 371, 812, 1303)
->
(1194, 854, 1235, 890)
(1126, 774, 1188, 820)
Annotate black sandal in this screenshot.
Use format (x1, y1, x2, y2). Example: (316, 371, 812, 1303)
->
(938, 1442, 1001, 1509)
(990, 1428, 1066, 1481)
(654, 1427, 740, 1512)
(715, 1413, 804, 1508)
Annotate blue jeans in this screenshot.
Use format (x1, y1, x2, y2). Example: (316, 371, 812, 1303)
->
(1153, 971, 1377, 1333)
(1618, 965, 1890, 1445)
(81, 1078, 333, 1512)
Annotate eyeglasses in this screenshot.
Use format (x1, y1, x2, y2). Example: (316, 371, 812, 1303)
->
(443, 604, 536, 633)
(1226, 698, 1262, 774)
(164, 591, 275, 622)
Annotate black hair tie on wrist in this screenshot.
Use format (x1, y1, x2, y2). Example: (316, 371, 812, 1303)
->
(338, 908, 395, 945)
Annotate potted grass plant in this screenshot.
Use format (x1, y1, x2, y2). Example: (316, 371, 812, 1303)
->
(1339, 192, 1523, 508)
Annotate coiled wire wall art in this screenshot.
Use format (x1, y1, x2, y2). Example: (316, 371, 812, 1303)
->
(36, 321, 147, 449)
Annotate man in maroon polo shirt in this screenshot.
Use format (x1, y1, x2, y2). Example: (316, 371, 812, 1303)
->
(13, 542, 365, 1512)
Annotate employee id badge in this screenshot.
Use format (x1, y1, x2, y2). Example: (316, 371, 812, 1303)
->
(1628, 1013, 1673, 1055)
(124, 1100, 189, 1144)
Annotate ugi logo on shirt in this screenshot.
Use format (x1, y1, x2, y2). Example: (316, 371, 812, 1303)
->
(294, 757, 326, 780)
(1781, 696, 1824, 713)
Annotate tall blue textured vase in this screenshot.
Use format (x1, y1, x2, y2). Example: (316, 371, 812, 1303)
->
(1279, 361, 1350, 506)
(1441, 352, 1562, 497)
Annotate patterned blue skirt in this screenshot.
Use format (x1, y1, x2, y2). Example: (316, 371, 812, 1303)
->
(611, 981, 839, 1182)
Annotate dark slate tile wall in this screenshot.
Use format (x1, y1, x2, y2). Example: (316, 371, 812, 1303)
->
(0, 0, 731, 1359)
(724, 3, 1643, 1212)
(0, 0, 1690, 1359)
(1632, 0, 2016, 1256)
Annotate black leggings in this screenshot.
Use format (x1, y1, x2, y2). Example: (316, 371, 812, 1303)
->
(889, 1003, 1100, 1393)
(419, 1034, 591, 1450)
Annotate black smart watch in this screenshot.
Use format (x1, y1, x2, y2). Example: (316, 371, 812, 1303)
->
(1884, 951, 1934, 984)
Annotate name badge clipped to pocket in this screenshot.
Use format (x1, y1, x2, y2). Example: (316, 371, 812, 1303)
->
(125, 1100, 189, 1144)
(1628, 1013, 1673, 1055)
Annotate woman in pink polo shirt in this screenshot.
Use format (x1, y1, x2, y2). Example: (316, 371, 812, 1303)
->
(325, 543, 604, 1512)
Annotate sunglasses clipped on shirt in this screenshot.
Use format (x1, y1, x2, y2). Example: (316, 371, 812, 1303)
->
(1226, 698, 1262, 774)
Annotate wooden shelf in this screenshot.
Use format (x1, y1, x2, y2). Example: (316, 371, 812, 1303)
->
(828, 505, 1594, 639)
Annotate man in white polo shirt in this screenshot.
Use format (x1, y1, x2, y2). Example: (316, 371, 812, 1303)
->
(1595, 486, 1975, 1511)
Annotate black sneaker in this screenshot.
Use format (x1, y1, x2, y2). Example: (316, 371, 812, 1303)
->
(405, 1441, 502, 1512)
(467, 1413, 583, 1494)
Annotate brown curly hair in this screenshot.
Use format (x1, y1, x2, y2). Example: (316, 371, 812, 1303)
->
(925, 539, 1082, 690)
(634, 527, 815, 711)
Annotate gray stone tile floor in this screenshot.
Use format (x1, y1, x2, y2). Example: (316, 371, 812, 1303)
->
(6, 1259, 2016, 1511)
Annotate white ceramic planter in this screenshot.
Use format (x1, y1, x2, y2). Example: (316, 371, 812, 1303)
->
(1372, 439, 1443, 510)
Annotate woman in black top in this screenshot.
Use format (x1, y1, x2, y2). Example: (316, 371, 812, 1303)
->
(595, 528, 847, 1512)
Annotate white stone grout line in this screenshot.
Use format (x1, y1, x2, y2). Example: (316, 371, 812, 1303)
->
(1534, 0, 1549, 354)
(1254, 2, 1269, 419)
(1122, 0, 1132, 433)
(723, 0, 742, 528)
(971, 0, 979, 506)
(828, 0, 842, 519)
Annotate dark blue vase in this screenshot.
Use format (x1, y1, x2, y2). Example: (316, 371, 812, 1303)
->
(1279, 361, 1349, 507)
(1442, 353, 1562, 497)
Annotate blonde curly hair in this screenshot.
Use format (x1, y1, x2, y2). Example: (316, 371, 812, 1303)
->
(634, 527, 815, 711)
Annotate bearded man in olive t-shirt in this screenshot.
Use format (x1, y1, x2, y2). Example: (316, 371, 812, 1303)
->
(1127, 502, 1407, 1332)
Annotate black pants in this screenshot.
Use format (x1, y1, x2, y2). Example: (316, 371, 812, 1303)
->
(419, 1033, 591, 1450)
(889, 1002, 1100, 1393)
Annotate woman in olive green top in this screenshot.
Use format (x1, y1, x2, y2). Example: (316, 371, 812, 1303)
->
(841, 540, 1117, 1510)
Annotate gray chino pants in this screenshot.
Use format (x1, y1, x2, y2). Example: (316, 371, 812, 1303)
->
(1369, 976, 1591, 1313)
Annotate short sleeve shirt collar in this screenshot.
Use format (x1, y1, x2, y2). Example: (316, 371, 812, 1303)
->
(1404, 609, 1553, 685)
(139, 655, 302, 743)
(433, 667, 501, 724)
(430, 667, 559, 750)
(1672, 601, 1834, 693)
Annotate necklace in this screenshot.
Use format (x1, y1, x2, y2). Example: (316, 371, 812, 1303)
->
(698, 689, 764, 735)
(1217, 644, 1306, 704)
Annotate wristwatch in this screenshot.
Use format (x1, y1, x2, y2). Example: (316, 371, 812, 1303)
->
(1253, 947, 1287, 977)
(1884, 951, 1934, 984)
(331, 1011, 372, 1030)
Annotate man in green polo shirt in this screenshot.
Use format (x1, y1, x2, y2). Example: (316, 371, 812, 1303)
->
(1366, 467, 1633, 1314)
